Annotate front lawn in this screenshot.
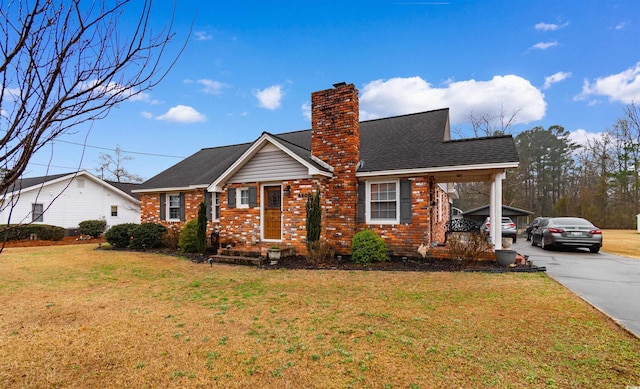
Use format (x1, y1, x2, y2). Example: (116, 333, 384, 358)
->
(1, 245, 638, 388)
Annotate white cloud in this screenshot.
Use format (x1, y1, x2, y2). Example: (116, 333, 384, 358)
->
(531, 41, 558, 50)
(301, 102, 311, 121)
(569, 129, 604, 146)
(543, 71, 571, 89)
(140, 111, 153, 119)
(194, 31, 213, 41)
(576, 62, 640, 104)
(615, 22, 626, 30)
(195, 79, 229, 95)
(156, 105, 206, 123)
(253, 85, 284, 110)
(359, 75, 546, 125)
(534, 21, 569, 31)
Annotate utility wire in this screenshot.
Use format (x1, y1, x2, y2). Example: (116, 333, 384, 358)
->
(53, 139, 186, 159)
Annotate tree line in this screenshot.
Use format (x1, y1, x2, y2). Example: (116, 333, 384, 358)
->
(457, 103, 640, 230)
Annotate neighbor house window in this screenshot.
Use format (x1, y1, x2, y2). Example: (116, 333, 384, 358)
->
(168, 194, 181, 220)
(213, 193, 220, 221)
(367, 181, 399, 224)
(238, 188, 249, 208)
(111, 205, 118, 217)
(32, 203, 44, 222)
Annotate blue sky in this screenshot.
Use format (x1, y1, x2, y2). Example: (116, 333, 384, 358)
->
(26, 0, 640, 181)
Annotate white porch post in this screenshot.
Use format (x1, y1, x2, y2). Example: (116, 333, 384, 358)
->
(490, 172, 505, 250)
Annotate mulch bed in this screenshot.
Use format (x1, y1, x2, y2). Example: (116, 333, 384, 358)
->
(266, 255, 544, 273)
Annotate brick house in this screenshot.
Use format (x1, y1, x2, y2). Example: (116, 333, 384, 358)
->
(134, 82, 519, 255)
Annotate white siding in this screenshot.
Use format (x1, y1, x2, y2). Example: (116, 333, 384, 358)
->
(229, 147, 309, 183)
(0, 176, 140, 228)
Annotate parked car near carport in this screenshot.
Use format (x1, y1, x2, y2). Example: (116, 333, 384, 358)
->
(525, 217, 546, 241)
(480, 216, 517, 243)
(531, 217, 603, 253)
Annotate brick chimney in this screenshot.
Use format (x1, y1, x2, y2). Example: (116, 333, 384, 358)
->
(311, 82, 360, 253)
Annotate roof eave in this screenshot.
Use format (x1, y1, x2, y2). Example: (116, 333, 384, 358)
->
(355, 162, 519, 178)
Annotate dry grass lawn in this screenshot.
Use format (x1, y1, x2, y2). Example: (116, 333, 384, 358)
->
(1, 244, 639, 388)
(602, 229, 640, 259)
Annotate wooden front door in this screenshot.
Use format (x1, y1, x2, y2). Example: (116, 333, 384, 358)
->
(263, 186, 282, 240)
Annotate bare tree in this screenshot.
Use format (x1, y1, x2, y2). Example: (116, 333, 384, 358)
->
(468, 105, 522, 137)
(98, 145, 143, 183)
(0, 0, 185, 194)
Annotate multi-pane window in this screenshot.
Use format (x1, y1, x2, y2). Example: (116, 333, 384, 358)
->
(32, 203, 44, 222)
(370, 182, 397, 221)
(111, 205, 118, 217)
(214, 193, 220, 221)
(168, 194, 181, 220)
(239, 188, 249, 208)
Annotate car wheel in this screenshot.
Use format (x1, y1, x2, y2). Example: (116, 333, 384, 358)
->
(541, 238, 548, 250)
(531, 236, 537, 246)
(589, 246, 600, 253)
(526, 233, 531, 242)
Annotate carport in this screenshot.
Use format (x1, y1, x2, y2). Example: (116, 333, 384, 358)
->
(461, 205, 534, 233)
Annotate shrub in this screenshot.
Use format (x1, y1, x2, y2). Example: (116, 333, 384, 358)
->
(78, 219, 107, 238)
(351, 230, 388, 265)
(162, 224, 181, 250)
(129, 223, 167, 249)
(105, 223, 137, 248)
(0, 224, 65, 241)
(196, 202, 207, 254)
(306, 239, 335, 265)
(178, 220, 199, 253)
(305, 190, 321, 243)
(447, 232, 493, 269)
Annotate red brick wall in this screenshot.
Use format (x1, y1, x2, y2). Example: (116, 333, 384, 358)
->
(311, 83, 360, 253)
(356, 177, 449, 257)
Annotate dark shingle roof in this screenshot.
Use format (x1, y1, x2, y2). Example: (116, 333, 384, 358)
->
(137, 108, 519, 190)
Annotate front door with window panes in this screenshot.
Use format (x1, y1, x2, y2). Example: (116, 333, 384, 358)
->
(263, 186, 281, 240)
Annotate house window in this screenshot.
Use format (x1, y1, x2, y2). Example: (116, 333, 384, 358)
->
(168, 194, 181, 220)
(32, 203, 44, 222)
(111, 205, 118, 217)
(213, 193, 220, 221)
(367, 181, 399, 224)
(238, 188, 249, 208)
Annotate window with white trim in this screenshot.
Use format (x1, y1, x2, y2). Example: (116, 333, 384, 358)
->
(238, 188, 249, 208)
(213, 192, 220, 221)
(32, 203, 44, 223)
(367, 180, 399, 224)
(168, 193, 181, 220)
(111, 205, 118, 217)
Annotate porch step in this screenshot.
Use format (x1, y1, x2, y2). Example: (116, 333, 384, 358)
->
(209, 254, 265, 267)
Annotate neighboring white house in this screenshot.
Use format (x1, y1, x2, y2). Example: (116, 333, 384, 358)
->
(0, 171, 140, 230)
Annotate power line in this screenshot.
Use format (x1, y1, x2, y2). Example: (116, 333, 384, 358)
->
(53, 139, 186, 159)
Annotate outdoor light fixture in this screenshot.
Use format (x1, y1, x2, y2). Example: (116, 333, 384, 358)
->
(284, 185, 291, 196)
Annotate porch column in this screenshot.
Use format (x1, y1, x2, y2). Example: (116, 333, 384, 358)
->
(490, 172, 505, 250)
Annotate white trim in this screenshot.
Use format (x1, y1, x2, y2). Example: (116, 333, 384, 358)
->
(209, 133, 331, 192)
(166, 192, 182, 222)
(237, 187, 249, 209)
(365, 179, 400, 225)
(355, 162, 519, 178)
(213, 192, 220, 222)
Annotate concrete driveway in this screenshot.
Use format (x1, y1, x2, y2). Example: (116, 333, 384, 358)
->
(511, 239, 640, 338)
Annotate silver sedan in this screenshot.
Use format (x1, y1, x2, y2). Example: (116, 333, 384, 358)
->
(531, 217, 603, 253)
